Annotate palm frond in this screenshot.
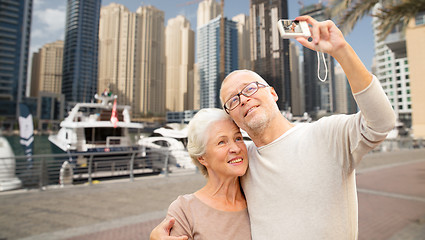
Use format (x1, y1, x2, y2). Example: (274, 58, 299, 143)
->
(374, 0, 425, 40)
(335, 0, 379, 35)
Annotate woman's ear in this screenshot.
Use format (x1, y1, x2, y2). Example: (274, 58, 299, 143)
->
(197, 156, 208, 167)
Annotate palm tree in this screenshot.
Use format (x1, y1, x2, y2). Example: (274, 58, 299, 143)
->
(328, 0, 425, 40)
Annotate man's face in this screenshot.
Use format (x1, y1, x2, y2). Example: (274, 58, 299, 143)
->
(220, 71, 278, 133)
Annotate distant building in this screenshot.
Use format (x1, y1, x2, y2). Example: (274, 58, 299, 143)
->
(0, 0, 32, 118)
(405, 12, 425, 138)
(250, 0, 291, 110)
(300, 3, 335, 118)
(232, 14, 251, 70)
(197, 0, 221, 29)
(197, 16, 238, 108)
(134, 6, 166, 116)
(372, 3, 411, 127)
(165, 15, 195, 112)
(62, 0, 101, 105)
(289, 41, 304, 116)
(98, 3, 136, 108)
(334, 64, 357, 114)
(30, 40, 64, 97)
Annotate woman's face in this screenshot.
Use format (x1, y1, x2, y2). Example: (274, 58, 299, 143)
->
(199, 119, 248, 178)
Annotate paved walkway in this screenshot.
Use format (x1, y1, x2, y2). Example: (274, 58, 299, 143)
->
(0, 149, 424, 240)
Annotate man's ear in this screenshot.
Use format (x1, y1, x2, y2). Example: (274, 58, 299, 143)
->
(270, 87, 279, 102)
(197, 156, 208, 167)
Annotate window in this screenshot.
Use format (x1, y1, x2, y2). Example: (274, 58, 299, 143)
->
(415, 12, 425, 26)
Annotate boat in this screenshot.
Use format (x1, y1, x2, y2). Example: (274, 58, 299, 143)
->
(0, 136, 22, 191)
(48, 94, 145, 166)
(138, 136, 195, 170)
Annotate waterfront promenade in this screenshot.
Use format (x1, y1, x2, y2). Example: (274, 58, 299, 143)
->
(0, 149, 424, 240)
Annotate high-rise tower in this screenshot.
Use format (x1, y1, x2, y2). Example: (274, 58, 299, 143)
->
(165, 15, 195, 112)
(300, 3, 335, 118)
(134, 6, 166, 116)
(198, 16, 238, 108)
(30, 40, 64, 97)
(0, 0, 32, 117)
(250, 0, 290, 110)
(62, 0, 101, 105)
(98, 3, 136, 107)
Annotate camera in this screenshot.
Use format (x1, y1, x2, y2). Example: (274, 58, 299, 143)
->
(277, 20, 311, 39)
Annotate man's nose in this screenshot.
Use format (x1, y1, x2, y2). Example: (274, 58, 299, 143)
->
(239, 94, 250, 106)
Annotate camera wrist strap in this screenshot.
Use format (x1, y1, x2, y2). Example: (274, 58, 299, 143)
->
(317, 51, 328, 82)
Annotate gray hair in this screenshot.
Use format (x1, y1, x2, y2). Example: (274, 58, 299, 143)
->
(187, 108, 233, 177)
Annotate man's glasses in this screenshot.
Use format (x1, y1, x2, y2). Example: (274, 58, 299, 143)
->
(223, 81, 269, 114)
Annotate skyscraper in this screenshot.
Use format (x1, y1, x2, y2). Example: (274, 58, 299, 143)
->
(232, 14, 251, 70)
(165, 15, 195, 112)
(134, 6, 166, 116)
(198, 16, 238, 108)
(98, 3, 136, 107)
(30, 40, 64, 97)
(0, 0, 32, 117)
(250, 0, 291, 110)
(62, 0, 101, 105)
(334, 64, 357, 114)
(289, 41, 304, 116)
(372, 3, 411, 127)
(197, 0, 220, 29)
(300, 3, 335, 118)
(406, 11, 425, 138)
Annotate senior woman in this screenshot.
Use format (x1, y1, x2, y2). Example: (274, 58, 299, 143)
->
(159, 108, 251, 240)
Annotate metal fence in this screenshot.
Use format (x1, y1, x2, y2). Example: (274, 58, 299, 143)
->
(0, 147, 174, 190)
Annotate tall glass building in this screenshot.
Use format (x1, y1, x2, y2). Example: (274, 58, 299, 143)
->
(300, 3, 335, 118)
(197, 16, 238, 109)
(0, 0, 32, 117)
(62, 0, 101, 105)
(250, 0, 291, 110)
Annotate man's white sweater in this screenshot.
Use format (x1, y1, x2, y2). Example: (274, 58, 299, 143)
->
(241, 75, 396, 239)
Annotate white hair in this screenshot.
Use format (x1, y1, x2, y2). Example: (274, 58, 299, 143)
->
(187, 108, 233, 177)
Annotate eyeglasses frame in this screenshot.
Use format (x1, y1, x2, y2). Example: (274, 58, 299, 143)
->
(223, 81, 269, 114)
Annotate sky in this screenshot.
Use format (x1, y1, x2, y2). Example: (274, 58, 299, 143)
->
(30, 0, 375, 70)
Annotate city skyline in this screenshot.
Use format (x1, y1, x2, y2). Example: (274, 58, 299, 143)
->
(29, 0, 375, 84)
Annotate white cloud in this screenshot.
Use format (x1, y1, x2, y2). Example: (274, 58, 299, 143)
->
(34, 8, 66, 33)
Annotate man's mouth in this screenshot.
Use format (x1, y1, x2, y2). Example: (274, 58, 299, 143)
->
(244, 106, 258, 117)
(228, 157, 243, 165)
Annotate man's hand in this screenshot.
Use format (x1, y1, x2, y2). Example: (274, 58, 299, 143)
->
(150, 217, 188, 240)
(295, 15, 347, 59)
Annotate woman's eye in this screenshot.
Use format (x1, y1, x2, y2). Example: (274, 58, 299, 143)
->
(235, 137, 243, 141)
(218, 141, 225, 145)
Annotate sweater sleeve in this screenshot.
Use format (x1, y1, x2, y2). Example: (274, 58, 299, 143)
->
(167, 196, 193, 239)
(353, 75, 396, 134)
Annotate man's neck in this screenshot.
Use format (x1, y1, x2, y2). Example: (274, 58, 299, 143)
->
(249, 115, 294, 147)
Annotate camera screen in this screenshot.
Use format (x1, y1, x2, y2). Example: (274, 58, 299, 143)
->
(282, 20, 302, 34)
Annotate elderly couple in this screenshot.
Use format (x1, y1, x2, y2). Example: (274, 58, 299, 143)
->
(151, 16, 396, 240)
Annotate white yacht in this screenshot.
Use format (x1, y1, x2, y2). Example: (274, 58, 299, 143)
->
(49, 94, 144, 154)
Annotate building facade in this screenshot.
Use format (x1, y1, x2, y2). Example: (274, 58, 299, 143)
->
(334, 64, 357, 114)
(405, 12, 425, 138)
(165, 15, 195, 112)
(134, 6, 166, 116)
(250, 0, 291, 110)
(300, 3, 335, 118)
(289, 41, 304, 116)
(30, 40, 64, 97)
(232, 14, 251, 70)
(372, 4, 411, 127)
(98, 3, 136, 107)
(197, 0, 220, 29)
(62, 0, 101, 105)
(0, 0, 32, 117)
(197, 16, 238, 109)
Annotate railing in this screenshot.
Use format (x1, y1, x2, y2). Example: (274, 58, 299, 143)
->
(0, 147, 178, 191)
